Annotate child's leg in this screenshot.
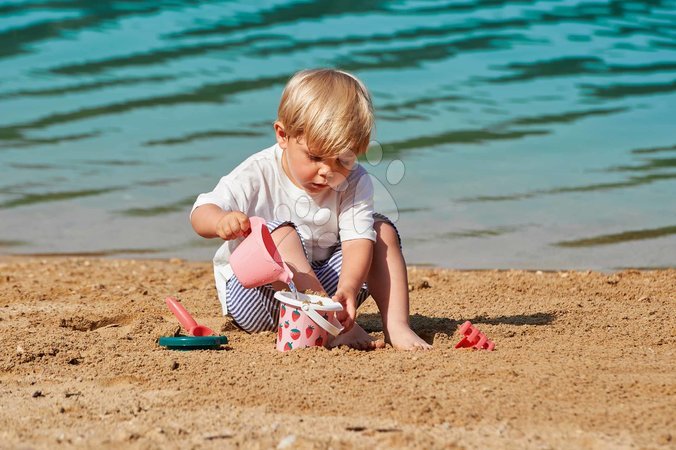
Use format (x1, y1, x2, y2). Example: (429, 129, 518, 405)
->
(367, 220, 431, 350)
(226, 280, 279, 332)
(269, 224, 325, 294)
(312, 246, 385, 350)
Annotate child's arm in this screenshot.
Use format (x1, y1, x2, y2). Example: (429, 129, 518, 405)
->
(191, 204, 250, 240)
(332, 238, 374, 331)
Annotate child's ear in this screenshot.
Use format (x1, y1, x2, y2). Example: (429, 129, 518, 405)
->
(273, 121, 288, 149)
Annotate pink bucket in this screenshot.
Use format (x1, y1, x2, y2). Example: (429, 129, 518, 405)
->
(273, 292, 343, 351)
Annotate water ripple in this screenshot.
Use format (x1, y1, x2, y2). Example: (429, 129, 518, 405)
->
(340, 33, 539, 71)
(631, 144, 676, 155)
(0, 187, 123, 209)
(0, 131, 102, 148)
(0, 75, 174, 99)
(386, 128, 549, 153)
(46, 34, 289, 76)
(115, 196, 195, 217)
(459, 173, 676, 203)
(485, 57, 676, 84)
(582, 78, 676, 99)
(504, 107, 629, 126)
(554, 225, 676, 247)
(143, 129, 265, 146)
(169, 0, 393, 40)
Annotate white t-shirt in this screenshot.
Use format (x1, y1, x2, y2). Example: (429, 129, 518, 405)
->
(191, 143, 376, 314)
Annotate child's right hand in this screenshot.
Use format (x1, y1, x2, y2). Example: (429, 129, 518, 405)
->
(215, 211, 251, 241)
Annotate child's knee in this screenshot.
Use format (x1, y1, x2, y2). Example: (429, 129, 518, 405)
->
(270, 223, 302, 246)
(271, 223, 299, 237)
(374, 220, 399, 244)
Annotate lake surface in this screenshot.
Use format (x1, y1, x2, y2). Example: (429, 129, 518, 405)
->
(1, 0, 675, 270)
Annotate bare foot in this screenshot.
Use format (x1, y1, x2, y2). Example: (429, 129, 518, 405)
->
(385, 323, 432, 350)
(329, 323, 386, 350)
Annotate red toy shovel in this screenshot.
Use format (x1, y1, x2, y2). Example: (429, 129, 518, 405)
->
(165, 297, 214, 336)
(455, 320, 495, 351)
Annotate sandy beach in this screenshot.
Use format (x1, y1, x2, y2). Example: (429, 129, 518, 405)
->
(0, 257, 674, 449)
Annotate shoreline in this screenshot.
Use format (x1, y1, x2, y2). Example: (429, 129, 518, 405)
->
(1, 257, 674, 448)
(2, 203, 674, 271)
(1, 253, 673, 273)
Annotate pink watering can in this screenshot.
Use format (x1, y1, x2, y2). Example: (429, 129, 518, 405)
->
(229, 216, 294, 289)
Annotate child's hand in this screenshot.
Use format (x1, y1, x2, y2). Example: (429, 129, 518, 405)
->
(332, 287, 357, 332)
(215, 211, 250, 241)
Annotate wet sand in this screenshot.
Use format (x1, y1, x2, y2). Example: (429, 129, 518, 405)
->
(0, 257, 674, 449)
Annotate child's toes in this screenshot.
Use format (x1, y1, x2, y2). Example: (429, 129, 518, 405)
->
(413, 341, 432, 351)
(359, 339, 374, 350)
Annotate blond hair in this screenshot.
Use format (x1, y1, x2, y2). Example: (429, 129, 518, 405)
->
(277, 68, 374, 157)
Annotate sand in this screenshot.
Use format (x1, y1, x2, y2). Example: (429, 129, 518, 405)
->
(0, 257, 674, 449)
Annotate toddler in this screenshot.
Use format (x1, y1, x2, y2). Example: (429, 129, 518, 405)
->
(190, 68, 430, 350)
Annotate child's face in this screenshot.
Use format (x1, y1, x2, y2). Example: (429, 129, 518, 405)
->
(275, 123, 357, 194)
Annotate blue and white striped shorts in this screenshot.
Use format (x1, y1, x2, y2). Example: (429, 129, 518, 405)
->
(225, 213, 400, 333)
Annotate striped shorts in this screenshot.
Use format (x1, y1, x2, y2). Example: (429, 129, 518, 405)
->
(225, 213, 400, 333)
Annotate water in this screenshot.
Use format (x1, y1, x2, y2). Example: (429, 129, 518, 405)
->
(1, 0, 675, 270)
(288, 279, 298, 300)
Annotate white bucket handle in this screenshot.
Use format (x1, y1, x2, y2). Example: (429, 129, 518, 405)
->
(301, 303, 343, 337)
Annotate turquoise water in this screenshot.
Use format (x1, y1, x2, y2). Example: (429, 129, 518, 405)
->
(0, 0, 674, 270)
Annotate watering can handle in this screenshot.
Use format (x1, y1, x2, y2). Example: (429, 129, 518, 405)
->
(302, 303, 343, 337)
(165, 297, 198, 331)
(248, 216, 266, 234)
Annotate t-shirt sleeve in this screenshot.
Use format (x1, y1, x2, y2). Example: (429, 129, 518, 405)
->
(338, 167, 377, 242)
(190, 159, 260, 219)
(190, 176, 240, 218)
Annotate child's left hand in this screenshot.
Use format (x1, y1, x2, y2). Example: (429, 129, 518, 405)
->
(332, 287, 357, 332)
